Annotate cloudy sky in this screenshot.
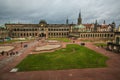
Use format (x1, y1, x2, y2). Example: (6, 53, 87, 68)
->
(0, 0, 120, 26)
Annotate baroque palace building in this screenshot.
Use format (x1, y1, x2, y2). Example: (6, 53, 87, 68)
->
(0, 27, 8, 39)
(69, 12, 115, 41)
(0, 12, 119, 42)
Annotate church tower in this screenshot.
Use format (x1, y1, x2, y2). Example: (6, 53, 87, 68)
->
(94, 20, 98, 32)
(111, 21, 116, 32)
(66, 17, 69, 24)
(103, 20, 106, 24)
(77, 11, 82, 25)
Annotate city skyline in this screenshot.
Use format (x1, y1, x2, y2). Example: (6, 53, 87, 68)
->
(0, 0, 120, 26)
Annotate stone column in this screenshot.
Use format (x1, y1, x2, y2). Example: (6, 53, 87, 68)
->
(45, 28, 48, 39)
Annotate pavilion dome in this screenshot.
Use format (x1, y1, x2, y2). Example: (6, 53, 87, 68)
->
(0, 25, 5, 28)
(39, 20, 47, 24)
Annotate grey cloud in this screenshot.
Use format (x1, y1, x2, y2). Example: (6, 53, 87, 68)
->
(0, 0, 120, 26)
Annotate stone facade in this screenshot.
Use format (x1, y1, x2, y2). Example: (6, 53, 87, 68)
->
(107, 32, 120, 53)
(3, 12, 118, 41)
(5, 20, 70, 39)
(69, 32, 114, 41)
(0, 27, 8, 39)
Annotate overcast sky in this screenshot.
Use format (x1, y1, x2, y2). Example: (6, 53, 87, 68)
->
(0, 0, 120, 26)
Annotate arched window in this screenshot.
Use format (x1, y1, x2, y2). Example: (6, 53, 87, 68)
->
(41, 28, 44, 31)
(91, 34, 92, 37)
(35, 33, 37, 36)
(116, 37, 120, 45)
(14, 29, 16, 31)
(107, 34, 109, 38)
(32, 29, 34, 31)
(105, 34, 106, 37)
(111, 34, 113, 37)
(27, 33, 28, 37)
(24, 33, 25, 36)
(33, 33, 34, 36)
(30, 33, 31, 36)
(93, 34, 94, 37)
(48, 33, 50, 35)
(17, 28, 19, 31)
(21, 33, 22, 36)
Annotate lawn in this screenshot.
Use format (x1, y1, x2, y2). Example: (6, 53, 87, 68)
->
(16, 44, 108, 71)
(0, 39, 31, 44)
(80, 39, 93, 42)
(48, 38, 71, 42)
(94, 43, 107, 47)
(0, 40, 19, 44)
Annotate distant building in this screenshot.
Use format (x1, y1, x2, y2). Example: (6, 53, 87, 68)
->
(118, 25, 120, 32)
(5, 20, 70, 38)
(0, 27, 9, 39)
(69, 12, 115, 41)
(3, 12, 118, 41)
(107, 32, 120, 53)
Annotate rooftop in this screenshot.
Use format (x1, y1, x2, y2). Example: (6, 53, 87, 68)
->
(74, 24, 85, 29)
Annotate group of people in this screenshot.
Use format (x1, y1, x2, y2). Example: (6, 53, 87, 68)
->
(0, 50, 18, 56)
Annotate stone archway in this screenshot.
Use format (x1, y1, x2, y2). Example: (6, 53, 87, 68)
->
(39, 33, 46, 37)
(116, 37, 120, 45)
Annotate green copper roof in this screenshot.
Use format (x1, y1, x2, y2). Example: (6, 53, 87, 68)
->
(0, 25, 5, 28)
(74, 24, 85, 29)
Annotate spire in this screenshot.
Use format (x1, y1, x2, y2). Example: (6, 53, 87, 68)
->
(95, 20, 97, 24)
(94, 20, 98, 32)
(79, 10, 81, 18)
(112, 21, 116, 27)
(77, 10, 82, 25)
(66, 17, 68, 24)
(103, 20, 106, 24)
(112, 21, 115, 24)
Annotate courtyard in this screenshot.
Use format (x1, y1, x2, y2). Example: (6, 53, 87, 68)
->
(16, 44, 108, 71)
(0, 38, 120, 80)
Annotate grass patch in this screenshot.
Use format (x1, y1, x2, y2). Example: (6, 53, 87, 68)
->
(48, 38, 71, 42)
(0, 40, 20, 44)
(94, 43, 107, 47)
(16, 44, 108, 71)
(80, 39, 93, 42)
(0, 39, 31, 44)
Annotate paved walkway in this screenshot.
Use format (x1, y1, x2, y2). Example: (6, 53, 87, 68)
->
(0, 44, 21, 68)
(0, 41, 120, 80)
(35, 44, 61, 51)
(0, 46, 14, 53)
(0, 40, 39, 69)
